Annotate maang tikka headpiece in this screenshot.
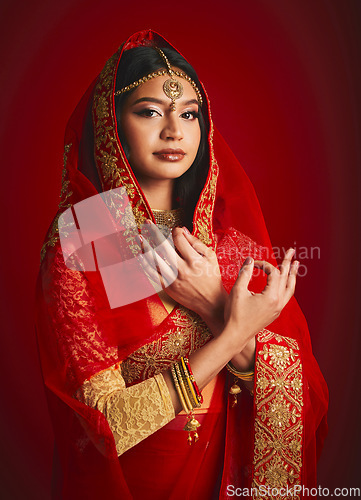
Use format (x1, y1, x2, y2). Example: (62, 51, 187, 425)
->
(114, 47, 203, 111)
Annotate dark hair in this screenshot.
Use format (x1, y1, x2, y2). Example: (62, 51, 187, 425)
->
(114, 46, 209, 230)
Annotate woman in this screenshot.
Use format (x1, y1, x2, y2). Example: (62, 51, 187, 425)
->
(36, 29, 328, 499)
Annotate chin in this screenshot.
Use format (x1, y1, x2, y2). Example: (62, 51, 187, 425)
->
(156, 165, 192, 180)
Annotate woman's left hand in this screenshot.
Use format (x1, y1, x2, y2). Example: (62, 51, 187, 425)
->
(138, 222, 227, 324)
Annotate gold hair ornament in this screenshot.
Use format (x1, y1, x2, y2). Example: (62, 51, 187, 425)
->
(114, 48, 203, 111)
(156, 48, 183, 111)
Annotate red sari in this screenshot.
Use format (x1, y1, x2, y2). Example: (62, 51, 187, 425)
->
(36, 29, 328, 499)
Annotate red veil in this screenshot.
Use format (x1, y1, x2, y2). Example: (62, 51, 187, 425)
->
(36, 29, 328, 499)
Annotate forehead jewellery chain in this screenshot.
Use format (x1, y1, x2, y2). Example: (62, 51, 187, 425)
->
(114, 47, 203, 111)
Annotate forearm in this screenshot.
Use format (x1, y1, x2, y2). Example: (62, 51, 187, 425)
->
(163, 322, 248, 413)
(199, 304, 256, 372)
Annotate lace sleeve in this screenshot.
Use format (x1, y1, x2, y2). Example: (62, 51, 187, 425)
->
(75, 364, 175, 456)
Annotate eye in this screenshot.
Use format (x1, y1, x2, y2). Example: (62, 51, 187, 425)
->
(181, 110, 199, 120)
(135, 108, 161, 118)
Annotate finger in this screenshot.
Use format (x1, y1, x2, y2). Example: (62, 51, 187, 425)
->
(169, 227, 204, 265)
(180, 227, 213, 259)
(154, 232, 181, 271)
(140, 234, 178, 283)
(279, 248, 296, 283)
(142, 219, 166, 245)
(138, 233, 153, 255)
(141, 220, 171, 253)
(283, 260, 299, 303)
(234, 256, 255, 291)
(253, 260, 278, 275)
(137, 247, 176, 290)
(254, 260, 280, 294)
(136, 252, 162, 287)
(152, 247, 178, 286)
(156, 238, 179, 273)
(138, 236, 163, 278)
(141, 221, 181, 268)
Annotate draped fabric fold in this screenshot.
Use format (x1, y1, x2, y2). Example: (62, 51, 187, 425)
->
(36, 29, 328, 499)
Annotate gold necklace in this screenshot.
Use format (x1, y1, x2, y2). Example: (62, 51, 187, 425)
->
(152, 207, 185, 229)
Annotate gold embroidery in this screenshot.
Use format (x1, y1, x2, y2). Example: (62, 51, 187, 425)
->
(40, 213, 61, 262)
(92, 50, 150, 215)
(49, 248, 118, 389)
(259, 344, 297, 371)
(40, 143, 73, 262)
(131, 198, 146, 227)
(60, 143, 73, 208)
(121, 306, 212, 385)
(193, 88, 218, 251)
(252, 329, 303, 499)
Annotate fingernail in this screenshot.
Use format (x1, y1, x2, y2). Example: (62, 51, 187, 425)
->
(244, 257, 253, 265)
(145, 219, 152, 224)
(183, 226, 190, 235)
(294, 261, 299, 270)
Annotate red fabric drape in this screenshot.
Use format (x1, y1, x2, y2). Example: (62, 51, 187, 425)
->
(36, 29, 328, 499)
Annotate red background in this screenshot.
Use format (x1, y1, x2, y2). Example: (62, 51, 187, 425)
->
(1, 0, 360, 497)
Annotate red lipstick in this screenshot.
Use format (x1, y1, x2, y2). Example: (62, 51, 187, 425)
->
(153, 149, 186, 161)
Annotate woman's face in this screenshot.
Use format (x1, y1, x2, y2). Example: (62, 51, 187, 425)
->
(120, 72, 201, 184)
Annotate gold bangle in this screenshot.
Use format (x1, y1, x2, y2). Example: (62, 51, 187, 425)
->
(171, 361, 202, 445)
(180, 358, 201, 408)
(171, 364, 189, 413)
(175, 362, 193, 412)
(226, 361, 254, 380)
(183, 357, 203, 404)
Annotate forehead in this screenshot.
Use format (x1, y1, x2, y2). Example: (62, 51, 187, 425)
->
(127, 70, 199, 103)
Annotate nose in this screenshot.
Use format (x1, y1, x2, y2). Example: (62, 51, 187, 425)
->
(160, 113, 183, 141)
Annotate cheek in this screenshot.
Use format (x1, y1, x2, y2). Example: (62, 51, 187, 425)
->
(123, 121, 139, 148)
(123, 121, 151, 156)
(191, 126, 201, 157)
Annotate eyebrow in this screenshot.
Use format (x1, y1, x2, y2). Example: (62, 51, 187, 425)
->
(131, 97, 199, 107)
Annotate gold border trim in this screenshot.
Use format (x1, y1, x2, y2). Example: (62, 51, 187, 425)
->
(252, 330, 304, 500)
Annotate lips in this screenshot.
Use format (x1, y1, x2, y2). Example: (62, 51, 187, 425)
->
(153, 149, 186, 161)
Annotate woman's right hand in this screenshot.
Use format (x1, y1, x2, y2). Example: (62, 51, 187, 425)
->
(223, 249, 299, 354)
